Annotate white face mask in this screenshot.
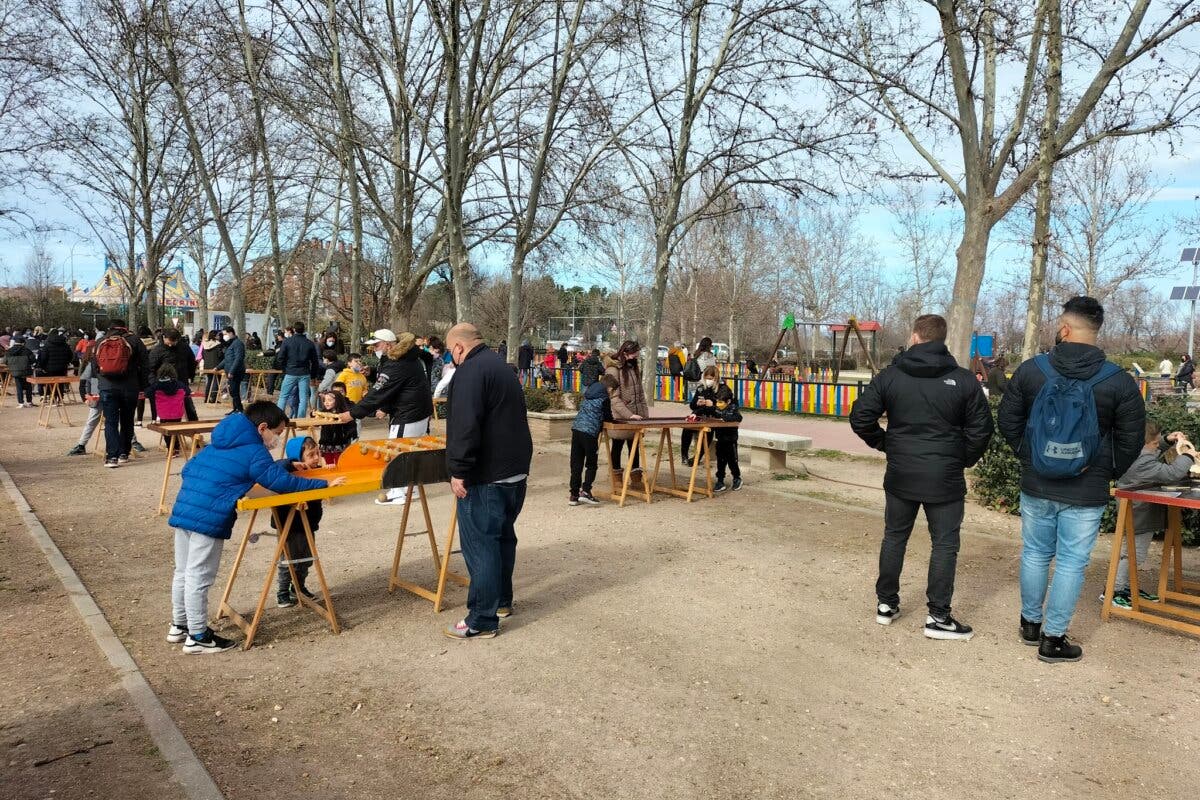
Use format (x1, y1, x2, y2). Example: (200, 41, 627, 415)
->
(223, 334, 233, 342)
(326, 339, 335, 347)
(703, 379, 715, 388)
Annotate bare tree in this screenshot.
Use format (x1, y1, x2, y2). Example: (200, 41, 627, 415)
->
(887, 182, 954, 314)
(23, 236, 61, 323)
(801, 0, 1200, 363)
(615, 0, 857, 402)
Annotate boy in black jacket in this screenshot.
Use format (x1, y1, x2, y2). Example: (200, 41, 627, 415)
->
(711, 383, 743, 493)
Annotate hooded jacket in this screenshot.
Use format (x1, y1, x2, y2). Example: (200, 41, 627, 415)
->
(850, 340, 994, 504)
(168, 413, 326, 539)
(1116, 440, 1194, 533)
(274, 334, 321, 378)
(517, 343, 535, 370)
(37, 334, 74, 375)
(269, 436, 325, 537)
(572, 379, 612, 437)
(4, 342, 31, 377)
(603, 354, 648, 441)
(349, 347, 434, 426)
(97, 329, 150, 392)
(997, 342, 1145, 507)
(149, 339, 197, 383)
(201, 338, 225, 369)
(580, 354, 604, 387)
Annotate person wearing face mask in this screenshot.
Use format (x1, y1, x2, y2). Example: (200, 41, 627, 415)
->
(998, 296, 1145, 663)
(219, 326, 246, 414)
(603, 340, 648, 474)
(167, 401, 343, 653)
(322, 329, 344, 356)
(682, 366, 721, 467)
(335, 353, 369, 403)
(335, 330, 434, 505)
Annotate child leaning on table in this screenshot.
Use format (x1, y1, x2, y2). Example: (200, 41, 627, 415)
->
(1111, 421, 1197, 609)
(272, 435, 328, 608)
(711, 382, 743, 494)
(568, 373, 617, 507)
(166, 401, 345, 654)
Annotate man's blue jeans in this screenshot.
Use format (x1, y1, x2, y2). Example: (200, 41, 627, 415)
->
(1019, 492, 1105, 636)
(456, 480, 526, 632)
(276, 374, 310, 417)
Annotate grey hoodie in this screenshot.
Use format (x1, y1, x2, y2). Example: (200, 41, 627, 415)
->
(1115, 442, 1195, 532)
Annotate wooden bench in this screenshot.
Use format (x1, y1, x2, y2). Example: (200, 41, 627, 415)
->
(738, 430, 811, 470)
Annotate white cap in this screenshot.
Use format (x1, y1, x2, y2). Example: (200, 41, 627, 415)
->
(364, 329, 397, 345)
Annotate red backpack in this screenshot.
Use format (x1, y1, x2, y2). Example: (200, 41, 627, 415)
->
(95, 331, 133, 377)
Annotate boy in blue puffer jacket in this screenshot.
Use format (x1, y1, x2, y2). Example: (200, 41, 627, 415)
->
(167, 401, 345, 654)
(569, 373, 617, 506)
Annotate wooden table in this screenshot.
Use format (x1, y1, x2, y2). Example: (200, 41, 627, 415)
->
(1103, 488, 1200, 637)
(199, 369, 227, 404)
(28, 376, 80, 428)
(599, 417, 741, 507)
(147, 420, 220, 514)
(246, 369, 282, 401)
(149, 415, 346, 515)
(0, 365, 10, 408)
(218, 436, 465, 649)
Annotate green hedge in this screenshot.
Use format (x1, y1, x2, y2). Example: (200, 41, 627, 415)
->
(972, 395, 1198, 544)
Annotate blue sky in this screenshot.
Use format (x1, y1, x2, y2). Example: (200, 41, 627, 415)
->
(3, 139, 1199, 306)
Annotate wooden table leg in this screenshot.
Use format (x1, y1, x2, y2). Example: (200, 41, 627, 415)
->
(216, 511, 258, 622)
(636, 430, 651, 503)
(389, 485, 468, 609)
(54, 383, 72, 426)
(0, 372, 11, 408)
(295, 508, 339, 634)
(157, 441, 177, 515)
(243, 508, 297, 650)
(36, 385, 51, 428)
(1102, 499, 1130, 621)
(434, 503, 469, 613)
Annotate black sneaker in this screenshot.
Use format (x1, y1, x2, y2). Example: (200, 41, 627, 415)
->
(682, 455, 694, 467)
(1020, 616, 1042, 646)
(182, 628, 237, 655)
(277, 589, 297, 608)
(876, 603, 898, 625)
(104, 457, 119, 469)
(296, 583, 318, 601)
(1038, 633, 1082, 663)
(731, 477, 743, 491)
(117, 453, 131, 464)
(924, 614, 974, 641)
(66, 444, 87, 456)
(131, 441, 146, 453)
(578, 491, 600, 506)
(713, 481, 727, 493)
(568, 493, 580, 506)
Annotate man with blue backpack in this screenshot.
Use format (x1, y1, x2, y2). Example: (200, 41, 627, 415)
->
(998, 296, 1145, 664)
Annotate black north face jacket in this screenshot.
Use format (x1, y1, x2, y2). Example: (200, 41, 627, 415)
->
(850, 341, 994, 504)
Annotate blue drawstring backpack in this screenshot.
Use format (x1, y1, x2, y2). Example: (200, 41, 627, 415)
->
(1025, 355, 1122, 478)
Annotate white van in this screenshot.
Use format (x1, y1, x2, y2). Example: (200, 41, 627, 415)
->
(695, 341, 731, 362)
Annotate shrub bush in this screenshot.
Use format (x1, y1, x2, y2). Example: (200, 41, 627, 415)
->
(973, 394, 1199, 545)
(523, 385, 557, 413)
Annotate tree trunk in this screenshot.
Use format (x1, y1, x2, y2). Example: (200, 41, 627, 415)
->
(945, 207, 992, 365)
(642, 235, 672, 405)
(505, 248, 526, 364)
(1021, 0, 1062, 362)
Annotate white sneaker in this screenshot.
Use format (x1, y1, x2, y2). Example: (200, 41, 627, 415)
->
(166, 624, 188, 644)
(876, 603, 898, 625)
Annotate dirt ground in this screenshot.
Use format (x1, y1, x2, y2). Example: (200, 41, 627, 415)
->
(4, 403, 1200, 799)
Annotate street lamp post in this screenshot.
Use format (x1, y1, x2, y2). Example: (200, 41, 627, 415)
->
(1182, 249, 1200, 359)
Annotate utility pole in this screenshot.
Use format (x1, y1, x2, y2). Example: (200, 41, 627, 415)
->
(1174, 248, 1200, 359)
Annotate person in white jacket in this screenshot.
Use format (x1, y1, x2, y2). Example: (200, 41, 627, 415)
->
(1159, 357, 1174, 378)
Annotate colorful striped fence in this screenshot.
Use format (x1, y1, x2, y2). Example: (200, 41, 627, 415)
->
(526, 369, 863, 418)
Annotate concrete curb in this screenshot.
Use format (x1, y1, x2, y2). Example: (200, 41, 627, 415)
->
(0, 463, 226, 800)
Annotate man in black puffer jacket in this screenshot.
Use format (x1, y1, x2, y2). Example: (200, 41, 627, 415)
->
(850, 314, 993, 642)
(997, 296, 1144, 664)
(37, 332, 74, 377)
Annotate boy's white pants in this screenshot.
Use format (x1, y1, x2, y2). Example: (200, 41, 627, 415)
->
(171, 529, 225, 636)
(385, 418, 431, 501)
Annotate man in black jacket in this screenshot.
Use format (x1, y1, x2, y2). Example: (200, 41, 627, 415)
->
(517, 339, 534, 382)
(148, 328, 199, 421)
(97, 319, 150, 467)
(850, 314, 993, 641)
(274, 322, 321, 417)
(997, 296, 1145, 663)
(336, 331, 434, 505)
(442, 323, 532, 640)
